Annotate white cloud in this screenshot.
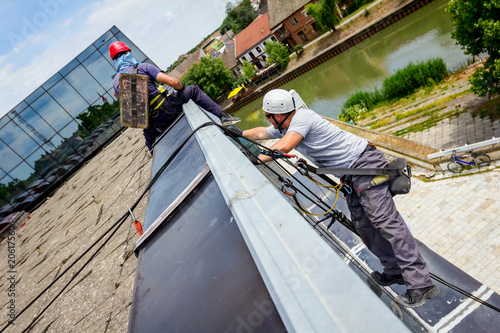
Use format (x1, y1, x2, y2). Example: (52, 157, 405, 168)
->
(164, 11, 176, 22)
(63, 17, 74, 28)
(0, 0, 228, 117)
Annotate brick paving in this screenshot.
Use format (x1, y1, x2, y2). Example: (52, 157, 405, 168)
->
(387, 88, 500, 294)
(394, 164, 500, 294)
(387, 91, 500, 293)
(406, 111, 500, 150)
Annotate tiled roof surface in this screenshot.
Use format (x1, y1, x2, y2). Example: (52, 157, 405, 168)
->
(235, 12, 272, 58)
(268, 0, 311, 29)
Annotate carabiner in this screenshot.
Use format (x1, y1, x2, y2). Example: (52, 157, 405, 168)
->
(280, 179, 297, 197)
(261, 149, 295, 159)
(295, 158, 309, 176)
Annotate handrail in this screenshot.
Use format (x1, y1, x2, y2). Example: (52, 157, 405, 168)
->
(427, 137, 500, 159)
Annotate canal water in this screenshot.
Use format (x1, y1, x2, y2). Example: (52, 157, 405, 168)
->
(234, 0, 469, 130)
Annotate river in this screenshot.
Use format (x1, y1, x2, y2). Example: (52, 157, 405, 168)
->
(233, 0, 469, 130)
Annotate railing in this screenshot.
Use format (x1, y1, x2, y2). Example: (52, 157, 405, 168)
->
(427, 137, 500, 159)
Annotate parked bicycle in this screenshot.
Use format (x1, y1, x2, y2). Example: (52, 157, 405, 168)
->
(447, 150, 491, 173)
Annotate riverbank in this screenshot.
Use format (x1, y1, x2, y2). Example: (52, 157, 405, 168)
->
(339, 60, 500, 169)
(222, 0, 435, 113)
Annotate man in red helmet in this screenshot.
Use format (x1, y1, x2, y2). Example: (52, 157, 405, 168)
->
(109, 41, 240, 152)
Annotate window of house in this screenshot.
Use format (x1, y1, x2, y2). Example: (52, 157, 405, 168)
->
(290, 17, 298, 26)
(302, 10, 309, 18)
(256, 46, 262, 53)
(271, 36, 277, 42)
(248, 51, 256, 59)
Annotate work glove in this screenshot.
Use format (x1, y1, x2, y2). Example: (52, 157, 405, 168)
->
(240, 148, 260, 165)
(225, 127, 243, 138)
(176, 82, 186, 92)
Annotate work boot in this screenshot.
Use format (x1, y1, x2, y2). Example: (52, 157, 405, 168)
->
(371, 271, 405, 286)
(220, 112, 241, 127)
(395, 285, 439, 308)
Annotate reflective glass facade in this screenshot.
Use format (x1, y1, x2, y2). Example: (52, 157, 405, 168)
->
(0, 26, 156, 220)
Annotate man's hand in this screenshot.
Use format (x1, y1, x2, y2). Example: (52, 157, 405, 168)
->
(240, 148, 260, 165)
(176, 82, 186, 91)
(225, 127, 243, 138)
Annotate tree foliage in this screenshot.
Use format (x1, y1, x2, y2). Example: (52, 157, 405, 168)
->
(346, 0, 374, 15)
(447, 0, 500, 97)
(77, 100, 119, 137)
(0, 179, 20, 203)
(183, 56, 235, 99)
(220, 0, 258, 35)
(167, 56, 187, 72)
(264, 41, 290, 69)
(305, 0, 340, 33)
(241, 60, 256, 83)
(339, 58, 449, 121)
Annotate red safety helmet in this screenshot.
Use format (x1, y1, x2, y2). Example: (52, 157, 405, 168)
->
(109, 41, 131, 60)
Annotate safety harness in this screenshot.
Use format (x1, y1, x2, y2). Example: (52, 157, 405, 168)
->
(300, 157, 412, 197)
(260, 147, 412, 197)
(149, 89, 169, 118)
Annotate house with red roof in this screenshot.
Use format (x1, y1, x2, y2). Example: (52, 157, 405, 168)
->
(234, 12, 278, 73)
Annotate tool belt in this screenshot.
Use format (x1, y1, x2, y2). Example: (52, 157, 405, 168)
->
(306, 157, 412, 197)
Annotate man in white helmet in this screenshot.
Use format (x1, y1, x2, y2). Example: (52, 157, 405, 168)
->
(241, 89, 438, 308)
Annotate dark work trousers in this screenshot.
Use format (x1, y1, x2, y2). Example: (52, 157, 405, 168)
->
(143, 85, 222, 151)
(345, 146, 433, 289)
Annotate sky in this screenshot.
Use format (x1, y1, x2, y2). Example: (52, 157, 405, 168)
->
(0, 0, 230, 117)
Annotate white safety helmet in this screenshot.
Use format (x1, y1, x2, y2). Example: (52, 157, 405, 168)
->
(262, 89, 296, 114)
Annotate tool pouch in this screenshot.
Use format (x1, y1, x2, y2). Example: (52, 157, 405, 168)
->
(388, 158, 411, 196)
(119, 64, 149, 128)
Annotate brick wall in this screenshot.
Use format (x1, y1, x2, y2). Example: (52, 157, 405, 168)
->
(282, 1, 321, 48)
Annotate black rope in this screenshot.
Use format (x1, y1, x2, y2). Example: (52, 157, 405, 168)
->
(21, 215, 128, 332)
(222, 127, 500, 315)
(1, 120, 218, 332)
(0, 212, 129, 332)
(9, 120, 497, 332)
(430, 273, 500, 313)
(270, 156, 358, 234)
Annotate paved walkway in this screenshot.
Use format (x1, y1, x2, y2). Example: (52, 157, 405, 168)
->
(394, 165, 500, 294)
(403, 103, 500, 150)
(386, 92, 500, 294)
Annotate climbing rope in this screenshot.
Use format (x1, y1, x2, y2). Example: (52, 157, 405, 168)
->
(224, 126, 500, 315)
(0, 120, 216, 332)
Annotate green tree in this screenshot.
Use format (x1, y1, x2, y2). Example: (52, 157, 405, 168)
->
(183, 56, 235, 99)
(264, 41, 290, 69)
(220, 0, 258, 35)
(447, 0, 500, 97)
(0, 179, 21, 203)
(339, 104, 367, 124)
(305, 0, 340, 33)
(241, 60, 256, 83)
(77, 100, 119, 137)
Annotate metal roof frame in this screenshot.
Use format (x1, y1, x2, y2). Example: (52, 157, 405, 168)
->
(183, 101, 409, 332)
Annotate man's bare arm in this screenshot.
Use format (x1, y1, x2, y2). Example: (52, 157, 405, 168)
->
(242, 127, 273, 140)
(156, 72, 183, 90)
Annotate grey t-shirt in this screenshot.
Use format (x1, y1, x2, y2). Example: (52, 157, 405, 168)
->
(266, 109, 368, 171)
